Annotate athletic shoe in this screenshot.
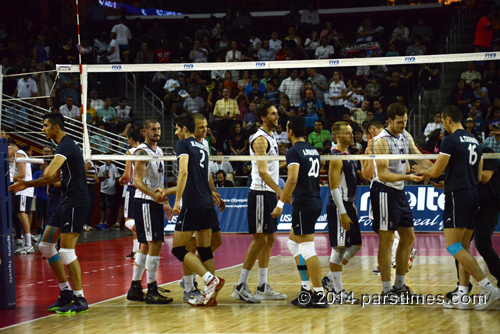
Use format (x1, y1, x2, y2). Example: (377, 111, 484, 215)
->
(255, 283, 287, 300)
(16, 238, 23, 247)
(335, 290, 361, 304)
(321, 276, 335, 293)
(410, 248, 418, 260)
(178, 277, 198, 290)
(291, 287, 312, 306)
(144, 282, 173, 304)
(111, 223, 121, 230)
(380, 289, 402, 304)
(204, 276, 224, 306)
(95, 223, 108, 230)
(127, 280, 145, 301)
(14, 246, 27, 255)
(373, 266, 381, 275)
(183, 288, 203, 303)
(126, 251, 136, 259)
(31, 234, 41, 242)
(231, 283, 261, 303)
(25, 246, 35, 254)
(475, 285, 500, 311)
(392, 285, 415, 303)
(47, 290, 74, 312)
(83, 224, 91, 232)
(298, 292, 328, 309)
(443, 295, 472, 310)
(56, 296, 89, 314)
(446, 283, 473, 300)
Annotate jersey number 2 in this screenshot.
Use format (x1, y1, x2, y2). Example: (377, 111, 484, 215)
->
(199, 150, 206, 168)
(308, 157, 320, 178)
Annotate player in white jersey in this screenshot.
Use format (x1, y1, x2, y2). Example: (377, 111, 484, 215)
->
(126, 119, 175, 304)
(232, 100, 287, 303)
(370, 103, 429, 300)
(8, 137, 36, 254)
(119, 131, 142, 258)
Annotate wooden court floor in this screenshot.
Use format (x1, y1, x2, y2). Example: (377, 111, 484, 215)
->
(1, 234, 500, 334)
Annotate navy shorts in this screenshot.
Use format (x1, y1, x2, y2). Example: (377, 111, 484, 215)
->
(327, 200, 361, 247)
(370, 181, 413, 232)
(175, 207, 218, 232)
(292, 206, 322, 235)
(14, 195, 33, 213)
(100, 193, 117, 210)
(443, 189, 478, 229)
(134, 199, 165, 243)
(124, 186, 136, 219)
(47, 203, 89, 234)
(247, 190, 277, 234)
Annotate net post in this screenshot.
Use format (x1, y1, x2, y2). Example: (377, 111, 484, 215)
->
(81, 64, 91, 161)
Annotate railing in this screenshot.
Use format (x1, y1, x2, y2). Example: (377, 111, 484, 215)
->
(124, 72, 137, 113)
(142, 85, 165, 141)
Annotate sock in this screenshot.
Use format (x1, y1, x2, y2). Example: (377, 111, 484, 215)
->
(258, 267, 268, 287)
(302, 280, 311, 290)
(382, 281, 392, 293)
(394, 275, 405, 289)
(132, 253, 146, 281)
(59, 281, 71, 291)
(184, 275, 194, 293)
(238, 269, 250, 285)
(74, 289, 84, 298)
(132, 239, 139, 253)
(458, 285, 467, 295)
(145, 255, 160, 284)
(478, 277, 492, 288)
(332, 272, 343, 292)
(313, 287, 324, 295)
(202, 272, 214, 283)
(25, 233, 32, 247)
(327, 271, 334, 282)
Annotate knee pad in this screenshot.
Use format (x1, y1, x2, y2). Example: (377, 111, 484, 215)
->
(125, 219, 135, 231)
(287, 239, 301, 258)
(343, 245, 361, 262)
(447, 242, 464, 257)
(59, 248, 77, 265)
(299, 241, 317, 261)
(172, 246, 189, 262)
(330, 247, 347, 265)
(39, 242, 59, 264)
(145, 255, 159, 271)
(197, 247, 213, 262)
(134, 252, 146, 267)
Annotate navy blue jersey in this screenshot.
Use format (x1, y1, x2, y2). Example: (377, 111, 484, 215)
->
(176, 137, 212, 208)
(440, 129, 482, 193)
(286, 141, 322, 210)
(54, 135, 89, 205)
(329, 149, 357, 202)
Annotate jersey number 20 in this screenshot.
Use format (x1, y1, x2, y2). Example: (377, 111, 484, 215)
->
(308, 157, 320, 178)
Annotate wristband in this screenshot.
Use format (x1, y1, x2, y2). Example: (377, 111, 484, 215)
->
(277, 200, 285, 208)
(330, 188, 347, 215)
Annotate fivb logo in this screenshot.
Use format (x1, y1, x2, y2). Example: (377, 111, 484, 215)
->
(184, 64, 195, 69)
(405, 57, 416, 62)
(255, 62, 267, 68)
(111, 65, 122, 70)
(485, 53, 497, 58)
(329, 60, 340, 65)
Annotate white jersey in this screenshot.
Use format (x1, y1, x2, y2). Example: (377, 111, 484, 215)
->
(250, 128, 279, 192)
(372, 128, 410, 190)
(134, 143, 164, 201)
(11, 150, 34, 197)
(127, 147, 139, 186)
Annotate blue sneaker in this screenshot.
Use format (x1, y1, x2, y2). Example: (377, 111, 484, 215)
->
(56, 296, 89, 314)
(96, 223, 108, 230)
(47, 290, 74, 312)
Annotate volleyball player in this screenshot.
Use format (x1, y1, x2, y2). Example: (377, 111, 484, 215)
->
(119, 131, 141, 258)
(412, 105, 500, 310)
(170, 113, 224, 307)
(322, 121, 361, 304)
(271, 116, 326, 308)
(232, 100, 287, 303)
(9, 112, 90, 313)
(370, 103, 426, 300)
(126, 119, 174, 304)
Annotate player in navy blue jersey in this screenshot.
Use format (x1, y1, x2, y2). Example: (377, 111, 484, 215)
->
(322, 121, 361, 304)
(9, 112, 90, 313)
(271, 116, 325, 308)
(169, 113, 225, 307)
(413, 105, 500, 310)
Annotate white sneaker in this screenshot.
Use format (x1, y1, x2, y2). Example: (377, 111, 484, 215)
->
(443, 295, 472, 310)
(335, 290, 361, 304)
(475, 285, 500, 311)
(231, 283, 261, 303)
(15, 246, 27, 255)
(255, 283, 287, 300)
(321, 276, 335, 293)
(25, 246, 35, 254)
(31, 234, 41, 242)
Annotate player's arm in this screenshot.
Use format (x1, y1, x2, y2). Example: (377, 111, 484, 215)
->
(478, 157, 484, 184)
(208, 174, 225, 211)
(13, 153, 26, 182)
(173, 155, 189, 214)
(253, 136, 282, 197)
(9, 155, 63, 193)
(408, 133, 432, 169)
(411, 152, 450, 178)
(329, 159, 352, 231)
(374, 139, 423, 183)
(119, 151, 132, 184)
(133, 150, 161, 202)
(361, 139, 375, 181)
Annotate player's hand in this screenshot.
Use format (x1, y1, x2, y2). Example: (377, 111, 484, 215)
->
(212, 191, 222, 206)
(340, 213, 353, 231)
(276, 188, 283, 201)
(271, 206, 283, 219)
(218, 198, 226, 212)
(411, 164, 425, 175)
(152, 191, 163, 203)
(173, 201, 181, 215)
(430, 180, 444, 189)
(163, 202, 174, 220)
(8, 180, 27, 193)
(283, 195, 292, 204)
(409, 174, 425, 183)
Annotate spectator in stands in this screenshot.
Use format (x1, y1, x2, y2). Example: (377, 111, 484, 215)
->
(300, 3, 320, 30)
(278, 94, 297, 127)
(415, 140, 431, 155)
(57, 37, 78, 64)
(385, 43, 400, 57)
(32, 35, 51, 66)
(59, 72, 80, 106)
(226, 40, 242, 62)
(96, 158, 118, 230)
(307, 68, 328, 106)
(471, 79, 491, 106)
(406, 37, 426, 56)
(99, 32, 121, 64)
(473, 9, 498, 51)
(80, 97, 97, 124)
(210, 149, 235, 179)
(257, 40, 277, 61)
(299, 89, 324, 133)
(248, 30, 262, 52)
(351, 100, 370, 126)
(189, 39, 208, 63)
(315, 36, 334, 59)
(284, 4, 301, 31)
(221, 71, 236, 95)
(308, 120, 331, 149)
(274, 123, 290, 146)
(263, 80, 279, 108)
(228, 123, 248, 174)
(246, 80, 264, 102)
(364, 76, 382, 101)
(344, 85, 364, 111)
(326, 70, 347, 121)
(279, 69, 304, 108)
(214, 170, 235, 188)
(116, 97, 133, 125)
(214, 88, 240, 145)
(96, 96, 117, 129)
(464, 117, 479, 140)
(111, 16, 131, 63)
(288, 40, 309, 60)
(215, 34, 230, 57)
(410, 18, 433, 45)
(90, 123, 112, 153)
(173, 41, 190, 63)
(147, 19, 166, 43)
(242, 43, 259, 61)
(356, 18, 376, 43)
(94, 31, 109, 63)
(426, 129, 442, 154)
(304, 30, 320, 58)
(483, 123, 500, 152)
(461, 62, 482, 86)
(183, 88, 206, 114)
(355, 129, 367, 153)
(487, 107, 500, 131)
(58, 96, 79, 119)
(243, 101, 258, 130)
(424, 112, 443, 141)
(89, 90, 104, 112)
(342, 111, 360, 133)
(389, 20, 409, 46)
(285, 26, 302, 46)
(470, 106, 487, 139)
(135, 42, 153, 64)
(449, 79, 472, 117)
(269, 31, 282, 52)
(386, 71, 408, 102)
(12, 67, 37, 99)
(419, 63, 441, 123)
